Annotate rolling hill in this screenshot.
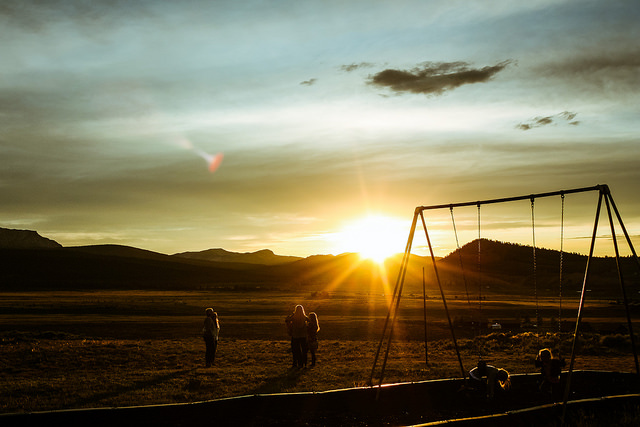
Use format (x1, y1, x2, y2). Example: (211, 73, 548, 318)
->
(0, 228, 638, 299)
(0, 227, 62, 249)
(173, 248, 302, 265)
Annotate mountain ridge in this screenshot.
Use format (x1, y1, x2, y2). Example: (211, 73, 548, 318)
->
(172, 248, 302, 265)
(0, 227, 637, 299)
(0, 227, 62, 249)
(0, 227, 305, 265)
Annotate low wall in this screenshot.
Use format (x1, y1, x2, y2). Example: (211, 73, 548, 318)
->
(1, 371, 638, 426)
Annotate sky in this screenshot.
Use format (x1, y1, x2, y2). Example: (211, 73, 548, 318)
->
(1, 0, 639, 258)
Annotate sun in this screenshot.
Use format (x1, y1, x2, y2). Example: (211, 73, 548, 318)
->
(332, 215, 408, 264)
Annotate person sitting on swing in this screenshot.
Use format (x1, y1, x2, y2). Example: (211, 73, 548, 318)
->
(468, 360, 511, 399)
(535, 348, 565, 396)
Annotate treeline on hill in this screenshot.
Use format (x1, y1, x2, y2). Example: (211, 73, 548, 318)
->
(429, 239, 640, 299)
(1, 239, 639, 299)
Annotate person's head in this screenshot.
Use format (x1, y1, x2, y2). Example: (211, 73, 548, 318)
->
(293, 304, 305, 317)
(309, 312, 318, 328)
(476, 359, 487, 375)
(497, 368, 511, 390)
(205, 308, 214, 317)
(538, 348, 552, 362)
(213, 311, 219, 326)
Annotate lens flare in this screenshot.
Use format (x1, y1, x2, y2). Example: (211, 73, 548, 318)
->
(192, 146, 224, 173)
(177, 137, 224, 173)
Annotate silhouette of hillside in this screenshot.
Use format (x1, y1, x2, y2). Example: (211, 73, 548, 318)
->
(0, 227, 638, 299)
(0, 227, 62, 249)
(0, 246, 266, 290)
(0, 243, 434, 292)
(173, 248, 302, 265)
(432, 239, 640, 299)
(253, 252, 433, 292)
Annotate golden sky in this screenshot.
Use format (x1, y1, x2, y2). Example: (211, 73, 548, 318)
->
(1, 0, 639, 257)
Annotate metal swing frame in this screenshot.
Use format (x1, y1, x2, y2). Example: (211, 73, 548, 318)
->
(369, 184, 640, 407)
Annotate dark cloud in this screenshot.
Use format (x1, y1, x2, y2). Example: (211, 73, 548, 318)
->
(536, 117, 553, 126)
(516, 111, 580, 131)
(559, 111, 577, 121)
(367, 60, 512, 95)
(0, 0, 153, 32)
(340, 62, 375, 72)
(300, 78, 317, 86)
(542, 52, 640, 76)
(535, 50, 640, 96)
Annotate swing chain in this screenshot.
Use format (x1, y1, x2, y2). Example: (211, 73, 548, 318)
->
(477, 203, 482, 313)
(559, 193, 565, 333)
(450, 206, 471, 305)
(531, 197, 539, 339)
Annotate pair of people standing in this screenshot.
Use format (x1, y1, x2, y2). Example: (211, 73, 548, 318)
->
(286, 305, 320, 368)
(203, 307, 220, 367)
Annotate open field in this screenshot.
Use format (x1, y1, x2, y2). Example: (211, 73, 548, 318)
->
(1, 290, 639, 415)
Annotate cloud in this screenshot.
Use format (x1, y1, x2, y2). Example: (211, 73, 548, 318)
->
(340, 62, 375, 72)
(559, 111, 577, 121)
(0, 0, 154, 34)
(534, 50, 640, 96)
(367, 60, 512, 95)
(300, 78, 317, 86)
(516, 111, 580, 131)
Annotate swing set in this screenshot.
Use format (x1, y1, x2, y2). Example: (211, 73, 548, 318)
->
(369, 184, 640, 409)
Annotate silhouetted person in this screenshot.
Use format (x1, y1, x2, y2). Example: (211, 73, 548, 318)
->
(285, 310, 295, 367)
(535, 348, 565, 397)
(203, 308, 220, 367)
(307, 312, 320, 367)
(287, 305, 309, 368)
(468, 360, 511, 399)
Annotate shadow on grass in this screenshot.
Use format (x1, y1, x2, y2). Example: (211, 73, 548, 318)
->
(68, 369, 195, 409)
(249, 367, 307, 395)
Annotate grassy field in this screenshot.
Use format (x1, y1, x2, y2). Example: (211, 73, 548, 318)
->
(1, 290, 638, 415)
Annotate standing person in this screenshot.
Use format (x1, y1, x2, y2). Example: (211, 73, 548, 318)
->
(307, 312, 320, 367)
(285, 310, 295, 367)
(288, 305, 309, 368)
(203, 308, 220, 367)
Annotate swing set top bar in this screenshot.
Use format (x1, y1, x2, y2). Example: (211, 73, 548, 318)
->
(415, 184, 606, 213)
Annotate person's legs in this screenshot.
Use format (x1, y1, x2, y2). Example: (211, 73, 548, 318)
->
(292, 338, 304, 367)
(204, 336, 214, 367)
(300, 339, 308, 367)
(211, 339, 218, 364)
(290, 338, 297, 367)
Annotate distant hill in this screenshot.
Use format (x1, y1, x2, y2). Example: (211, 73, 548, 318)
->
(68, 244, 176, 261)
(0, 227, 62, 249)
(173, 248, 302, 265)
(0, 245, 269, 291)
(431, 239, 640, 299)
(0, 227, 638, 299)
(0, 233, 434, 292)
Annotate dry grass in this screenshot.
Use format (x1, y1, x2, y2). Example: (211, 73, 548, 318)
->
(1, 290, 638, 415)
(1, 332, 636, 414)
